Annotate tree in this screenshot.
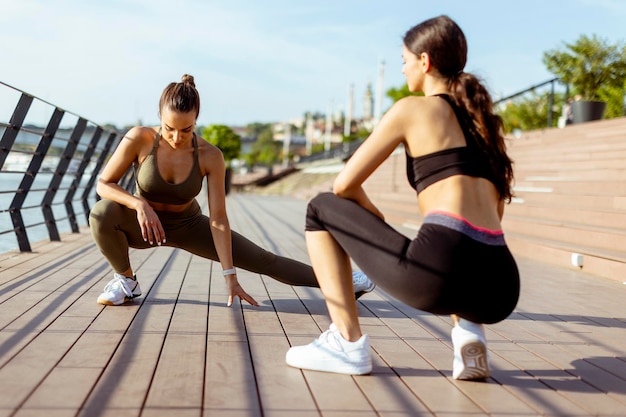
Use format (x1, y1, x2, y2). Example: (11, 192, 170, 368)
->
(543, 34, 626, 101)
(246, 122, 272, 139)
(202, 125, 241, 166)
(386, 84, 421, 103)
(342, 126, 371, 143)
(240, 123, 277, 168)
(252, 127, 280, 168)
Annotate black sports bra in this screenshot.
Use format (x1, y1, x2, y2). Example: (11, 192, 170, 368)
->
(406, 94, 496, 194)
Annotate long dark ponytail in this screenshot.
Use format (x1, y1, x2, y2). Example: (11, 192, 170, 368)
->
(404, 15, 514, 202)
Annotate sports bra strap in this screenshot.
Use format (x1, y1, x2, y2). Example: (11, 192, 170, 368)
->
(154, 128, 161, 150)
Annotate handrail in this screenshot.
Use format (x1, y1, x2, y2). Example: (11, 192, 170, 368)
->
(0, 81, 122, 252)
(494, 78, 562, 104)
(494, 77, 567, 128)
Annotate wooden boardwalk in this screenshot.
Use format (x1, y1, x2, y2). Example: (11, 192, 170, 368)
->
(1, 192, 626, 416)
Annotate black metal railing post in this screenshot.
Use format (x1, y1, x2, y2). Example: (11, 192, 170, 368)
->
(81, 131, 118, 221)
(41, 118, 87, 239)
(9, 108, 65, 251)
(548, 79, 556, 127)
(0, 94, 33, 169)
(64, 126, 102, 230)
(3, 94, 35, 251)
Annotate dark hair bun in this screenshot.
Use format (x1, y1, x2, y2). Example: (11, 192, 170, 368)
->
(181, 74, 196, 87)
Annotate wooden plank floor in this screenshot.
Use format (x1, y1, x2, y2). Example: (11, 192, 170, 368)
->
(1, 193, 626, 416)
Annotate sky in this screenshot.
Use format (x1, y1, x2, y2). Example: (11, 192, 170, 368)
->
(1, 0, 625, 129)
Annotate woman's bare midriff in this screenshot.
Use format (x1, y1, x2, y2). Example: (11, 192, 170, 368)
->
(417, 175, 502, 230)
(147, 199, 194, 213)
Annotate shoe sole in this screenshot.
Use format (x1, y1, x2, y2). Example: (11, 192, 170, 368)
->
(286, 358, 372, 375)
(355, 291, 367, 300)
(454, 341, 489, 380)
(355, 283, 376, 300)
(96, 295, 140, 306)
(285, 347, 372, 375)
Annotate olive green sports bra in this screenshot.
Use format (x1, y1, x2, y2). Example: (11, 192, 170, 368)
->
(135, 130, 203, 205)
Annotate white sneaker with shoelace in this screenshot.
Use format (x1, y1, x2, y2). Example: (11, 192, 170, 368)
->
(97, 273, 142, 306)
(285, 323, 372, 375)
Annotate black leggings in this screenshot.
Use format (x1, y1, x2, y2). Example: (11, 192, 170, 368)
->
(305, 192, 519, 324)
(89, 199, 318, 287)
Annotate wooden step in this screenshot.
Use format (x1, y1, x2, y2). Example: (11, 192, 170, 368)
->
(514, 179, 626, 196)
(506, 203, 626, 230)
(513, 191, 624, 211)
(502, 215, 626, 253)
(505, 232, 626, 282)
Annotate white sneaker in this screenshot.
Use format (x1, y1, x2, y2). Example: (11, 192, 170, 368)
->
(352, 271, 375, 298)
(97, 273, 142, 306)
(452, 318, 490, 380)
(286, 323, 372, 375)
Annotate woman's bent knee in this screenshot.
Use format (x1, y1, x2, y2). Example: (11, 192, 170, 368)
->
(90, 199, 123, 219)
(306, 192, 336, 232)
(89, 199, 128, 234)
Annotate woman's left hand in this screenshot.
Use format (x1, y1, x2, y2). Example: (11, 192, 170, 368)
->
(225, 275, 259, 307)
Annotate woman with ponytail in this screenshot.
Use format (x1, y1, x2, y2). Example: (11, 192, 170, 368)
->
(286, 15, 519, 380)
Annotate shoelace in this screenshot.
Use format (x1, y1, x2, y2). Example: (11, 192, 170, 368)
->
(317, 325, 344, 352)
(104, 275, 134, 298)
(353, 273, 366, 286)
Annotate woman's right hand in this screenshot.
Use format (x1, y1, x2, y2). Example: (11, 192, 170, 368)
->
(135, 199, 166, 245)
(225, 275, 259, 307)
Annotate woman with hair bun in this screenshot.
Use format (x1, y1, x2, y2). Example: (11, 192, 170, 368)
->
(286, 15, 520, 380)
(89, 74, 374, 307)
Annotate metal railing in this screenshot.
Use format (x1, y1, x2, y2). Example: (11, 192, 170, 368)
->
(296, 139, 364, 164)
(494, 77, 565, 128)
(0, 81, 121, 253)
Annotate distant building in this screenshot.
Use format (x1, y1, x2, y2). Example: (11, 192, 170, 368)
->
(362, 82, 374, 122)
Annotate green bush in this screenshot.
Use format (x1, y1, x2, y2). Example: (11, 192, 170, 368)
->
(202, 125, 241, 165)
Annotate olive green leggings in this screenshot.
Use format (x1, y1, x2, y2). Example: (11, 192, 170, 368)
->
(89, 198, 318, 287)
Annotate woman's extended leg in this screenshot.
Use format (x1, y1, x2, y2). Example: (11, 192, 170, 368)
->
(162, 201, 329, 287)
(167, 205, 319, 286)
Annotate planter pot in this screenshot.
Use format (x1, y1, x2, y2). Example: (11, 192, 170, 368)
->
(571, 100, 606, 124)
(225, 167, 233, 195)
